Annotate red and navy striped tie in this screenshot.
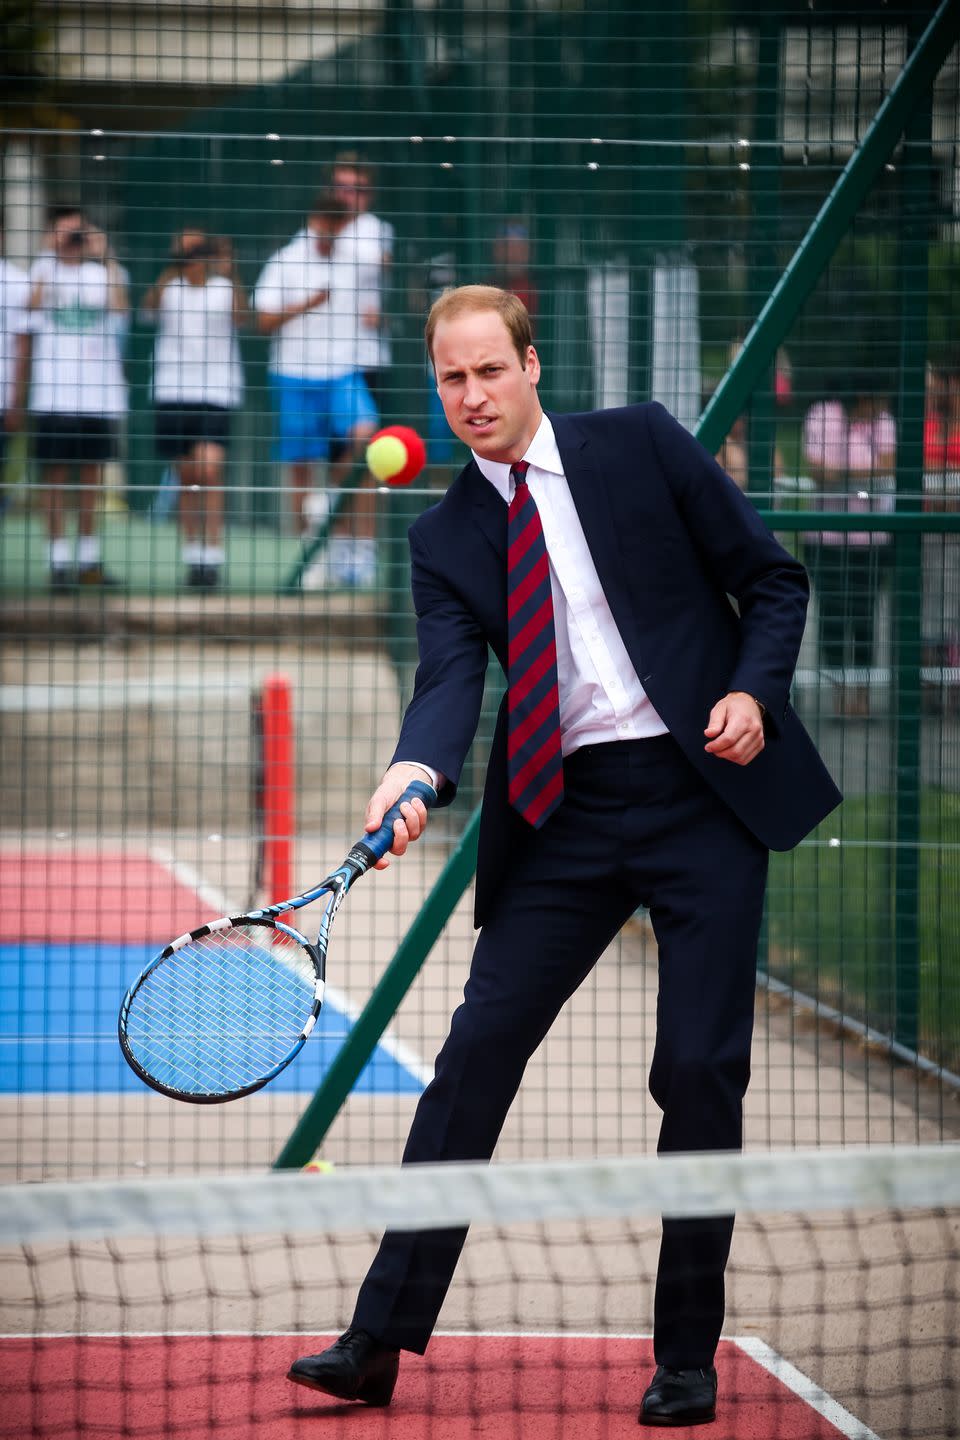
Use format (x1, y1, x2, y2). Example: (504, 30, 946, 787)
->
(507, 461, 564, 827)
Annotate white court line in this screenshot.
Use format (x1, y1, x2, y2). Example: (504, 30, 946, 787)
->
(733, 1335, 882, 1440)
(1, 1329, 653, 1339)
(149, 846, 433, 1087)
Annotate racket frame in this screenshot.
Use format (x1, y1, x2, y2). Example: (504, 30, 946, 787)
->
(117, 910, 329, 1104)
(118, 779, 436, 1103)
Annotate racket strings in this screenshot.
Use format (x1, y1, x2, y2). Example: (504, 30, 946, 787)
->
(124, 924, 319, 1096)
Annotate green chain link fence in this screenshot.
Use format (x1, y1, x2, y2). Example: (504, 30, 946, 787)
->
(2, 0, 959, 1179)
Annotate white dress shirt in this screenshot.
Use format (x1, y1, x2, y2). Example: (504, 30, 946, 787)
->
(476, 413, 667, 752)
(408, 413, 667, 792)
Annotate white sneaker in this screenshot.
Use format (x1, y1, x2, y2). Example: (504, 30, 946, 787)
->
(303, 490, 334, 531)
(345, 538, 378, 590)
(328, 535, 356, 586)
(300, 549, 335, 590)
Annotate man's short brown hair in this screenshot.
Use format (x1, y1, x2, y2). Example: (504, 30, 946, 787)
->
(330, 150, 373, 182)
(425, 285, 533, 369)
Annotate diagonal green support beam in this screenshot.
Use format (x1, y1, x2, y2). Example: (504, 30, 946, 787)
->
(697, 0, 959, 457)
(273, 814, 480, 1169)
(273, 0, 959, 1168)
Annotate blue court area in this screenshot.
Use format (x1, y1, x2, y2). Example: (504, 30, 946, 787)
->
(0, 942, 425, 1096)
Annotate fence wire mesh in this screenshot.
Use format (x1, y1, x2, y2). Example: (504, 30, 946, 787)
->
(0, 1, 958, 1181)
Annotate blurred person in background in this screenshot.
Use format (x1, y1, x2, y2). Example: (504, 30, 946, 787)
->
(254, 192, 379, 588)
(728, 338, 794, 413)
(802, 375, 896, 718)
(716, 412, 749, 492)
(922, 363, 960, 713)
(701, 383, 784, 495)
(329, 151, 394, 409)
(413, 218, 460, 466)
(14, 206, 128, 589)
(141, 229, 247, 590)
(0, 215, 30, 512)
(490, 218, 538, 321)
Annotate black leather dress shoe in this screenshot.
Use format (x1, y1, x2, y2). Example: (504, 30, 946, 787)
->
(639, 1365, 718, 1426)
(287, 1328, 400, 1406)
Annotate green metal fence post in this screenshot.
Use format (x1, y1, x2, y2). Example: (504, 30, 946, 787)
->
(745, 14, 781, 501)
(273, 813, 480, 1169)
(892, 24, 935, 1056)
(697, 0, 960, 456)
(746, 14, 782, 984)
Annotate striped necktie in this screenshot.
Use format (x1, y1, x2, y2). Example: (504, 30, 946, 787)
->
(507, 461, 564, 827)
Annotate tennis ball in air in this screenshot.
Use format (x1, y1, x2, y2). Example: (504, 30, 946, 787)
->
(366, 426, 426, 486)
(302, 1157, 336, 1174)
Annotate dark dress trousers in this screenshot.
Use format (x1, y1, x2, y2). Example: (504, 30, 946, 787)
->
(351, 402, 841, 1367)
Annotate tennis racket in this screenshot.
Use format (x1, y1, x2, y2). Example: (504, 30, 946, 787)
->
(118, 779, 436, 1104)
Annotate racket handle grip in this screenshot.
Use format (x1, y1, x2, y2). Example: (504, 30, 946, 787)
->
(353, 779, 438, 866)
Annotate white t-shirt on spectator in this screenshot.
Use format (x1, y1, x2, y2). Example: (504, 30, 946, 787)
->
(0, 258, 29, 412)
(253, 228, 362, 381)
(27, 256, 128, 417)
(337, 211, 394, 372)
(152, 275, 243, 408)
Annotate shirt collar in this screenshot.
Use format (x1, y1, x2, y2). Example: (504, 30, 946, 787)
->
(472, 413, 564, 502)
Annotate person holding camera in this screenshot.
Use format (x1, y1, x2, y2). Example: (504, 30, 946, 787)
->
(0, 216, 30, 510)
(141, 229, 247, 589)
(14, 206, 128, 589)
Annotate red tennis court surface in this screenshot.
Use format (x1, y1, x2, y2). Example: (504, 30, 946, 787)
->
(0, 852, 208, 944)
(0, 1334, 871, 1439)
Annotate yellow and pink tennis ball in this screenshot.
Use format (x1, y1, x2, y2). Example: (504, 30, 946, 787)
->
(366, 425, 427, 486)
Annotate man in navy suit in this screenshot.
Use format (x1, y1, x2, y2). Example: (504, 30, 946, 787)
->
(288, 286, 841, 1426)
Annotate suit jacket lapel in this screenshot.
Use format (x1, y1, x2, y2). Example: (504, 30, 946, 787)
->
(550, 412, 618, 579)
(468, 459, 508, 563)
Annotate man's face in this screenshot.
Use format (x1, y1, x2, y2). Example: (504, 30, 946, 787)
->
(432, 309, 542, 464)
(331, 167, 370, 215)
(53, 214, 86, 261)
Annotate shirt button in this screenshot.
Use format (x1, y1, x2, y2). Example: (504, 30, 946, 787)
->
(618, 722, 630, 733)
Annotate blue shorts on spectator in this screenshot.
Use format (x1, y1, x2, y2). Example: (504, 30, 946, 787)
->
(269, 372, 378, 462)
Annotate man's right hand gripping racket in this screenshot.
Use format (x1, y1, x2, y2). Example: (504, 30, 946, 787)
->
(118, 781, 436, 1104)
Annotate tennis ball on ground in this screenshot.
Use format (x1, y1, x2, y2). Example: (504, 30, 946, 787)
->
(302, 1157, 335, 1174)
(366, 425, 426, 486)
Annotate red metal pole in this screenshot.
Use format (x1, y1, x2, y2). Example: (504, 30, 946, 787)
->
(259, 673, 294, 920)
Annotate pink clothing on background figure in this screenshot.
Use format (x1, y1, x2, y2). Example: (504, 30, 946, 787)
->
(847, 411, 896, 473)
(803, 401, 896, 547)
(803, 400, 847, 473)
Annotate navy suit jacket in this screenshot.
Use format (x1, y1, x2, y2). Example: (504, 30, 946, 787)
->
(392, 402, 842, 927)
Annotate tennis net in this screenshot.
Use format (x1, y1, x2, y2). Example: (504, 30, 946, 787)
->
(1, 1144, 958, 1439)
